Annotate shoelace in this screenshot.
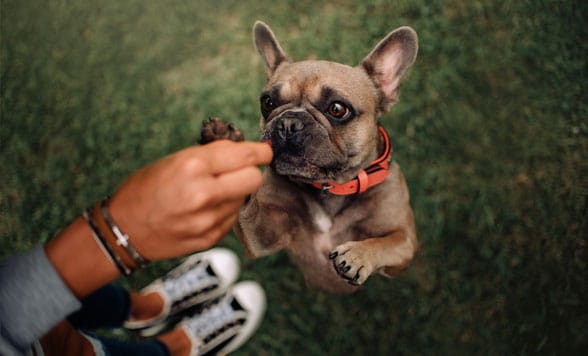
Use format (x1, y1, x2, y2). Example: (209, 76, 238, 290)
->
(162, 261, 217, 302)
(185, 298, 246, 353)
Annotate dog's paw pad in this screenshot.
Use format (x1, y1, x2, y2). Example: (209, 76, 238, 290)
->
(199, 117, 245, 144)
(329, 242, 373, 286)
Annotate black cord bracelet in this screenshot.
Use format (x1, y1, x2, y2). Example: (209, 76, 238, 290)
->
(83, 208, 133, 276)
(100, 198, 150, 269)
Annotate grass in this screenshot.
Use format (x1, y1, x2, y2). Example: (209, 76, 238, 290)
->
(1, 0, 587, 354)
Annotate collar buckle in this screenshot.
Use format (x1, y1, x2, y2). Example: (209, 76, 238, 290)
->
(320, 183, 334, 193)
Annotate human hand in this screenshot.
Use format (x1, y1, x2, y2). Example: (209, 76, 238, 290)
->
(107, 140, 273, 261)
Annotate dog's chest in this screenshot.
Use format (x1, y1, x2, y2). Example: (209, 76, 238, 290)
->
(308, 201, 340, 257)
(313, 208, 333, 252)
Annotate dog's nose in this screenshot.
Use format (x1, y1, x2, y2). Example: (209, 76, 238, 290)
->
(276, 117, 304, 140)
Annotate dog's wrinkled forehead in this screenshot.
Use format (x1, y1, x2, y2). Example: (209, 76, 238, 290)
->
(267, 60, 377, 109)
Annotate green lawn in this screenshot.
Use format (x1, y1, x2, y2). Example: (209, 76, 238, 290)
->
(1, 0, 587, 354)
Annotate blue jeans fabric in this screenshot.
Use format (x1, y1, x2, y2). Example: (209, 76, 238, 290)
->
(67, 284, 169, 356)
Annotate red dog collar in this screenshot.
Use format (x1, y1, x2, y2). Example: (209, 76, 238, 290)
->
(311, 125, 392, 195)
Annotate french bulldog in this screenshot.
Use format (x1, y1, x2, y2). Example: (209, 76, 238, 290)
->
(201, 21, 419, 294)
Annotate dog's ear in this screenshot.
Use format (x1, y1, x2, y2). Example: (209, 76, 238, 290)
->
(361, 27, 418, 111)
(253, 21, 291, 77)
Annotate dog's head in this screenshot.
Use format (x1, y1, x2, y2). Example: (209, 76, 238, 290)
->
(254, 21, 417, 184)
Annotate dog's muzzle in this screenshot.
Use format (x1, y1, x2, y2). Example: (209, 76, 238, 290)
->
(271, 110, 312, 147)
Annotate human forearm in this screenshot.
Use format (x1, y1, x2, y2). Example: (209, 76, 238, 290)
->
(44, 216, 120, 299)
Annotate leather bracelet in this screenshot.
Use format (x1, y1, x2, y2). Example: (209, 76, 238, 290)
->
(91, 201, 139, 274)
(99, 198, 149, 269)
(83, 208, 132, 276)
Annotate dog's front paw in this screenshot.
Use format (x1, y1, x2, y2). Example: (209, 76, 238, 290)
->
(329, 241, 374, 286)
(199, 117, 245, 144)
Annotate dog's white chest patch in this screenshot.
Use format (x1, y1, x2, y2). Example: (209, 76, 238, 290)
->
(314, 210, 332, 233)
(311, 206, 333, 256)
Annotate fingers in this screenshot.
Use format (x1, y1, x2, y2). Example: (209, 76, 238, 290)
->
(200, 210, 240, 248)
(141, 199, 242, 259)
(180, 198, 244, 236)
(213, 166, 264, 200)
(185, 165, 264, 210)
(181, 207, 241, 253)
(201, 141, 273, 175)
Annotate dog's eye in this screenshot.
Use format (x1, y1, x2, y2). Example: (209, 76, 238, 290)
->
(327, 101, 351, 120)
(260, 95, 275, 114)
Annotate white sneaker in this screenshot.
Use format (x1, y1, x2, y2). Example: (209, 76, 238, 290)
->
(124, 247, 240, 334)
(180, 281, 266, 356)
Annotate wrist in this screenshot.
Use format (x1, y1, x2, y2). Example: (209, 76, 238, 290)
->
(90, 198, 150, 274)
(45, 216, 120, 299)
